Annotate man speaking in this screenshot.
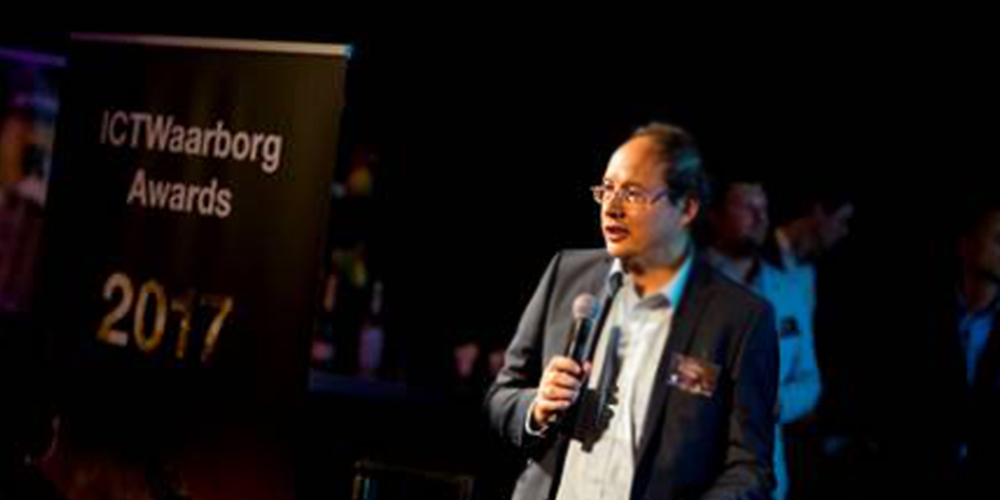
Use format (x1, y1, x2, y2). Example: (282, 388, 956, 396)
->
(485, 123, 778, 500)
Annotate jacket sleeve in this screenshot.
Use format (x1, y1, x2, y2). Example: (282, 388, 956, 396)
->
(484, 252, 562, 451)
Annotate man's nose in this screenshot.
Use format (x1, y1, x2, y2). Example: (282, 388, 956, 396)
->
(603, 197, 625, 219)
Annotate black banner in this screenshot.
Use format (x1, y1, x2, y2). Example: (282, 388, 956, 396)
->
(43, 34, 350, 411)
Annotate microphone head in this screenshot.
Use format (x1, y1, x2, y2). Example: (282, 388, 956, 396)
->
(572, 293, 597, 320)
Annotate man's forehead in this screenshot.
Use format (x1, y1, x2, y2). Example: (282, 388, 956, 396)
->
(606, 149, 668, 179)
(726, 183, 767, 200)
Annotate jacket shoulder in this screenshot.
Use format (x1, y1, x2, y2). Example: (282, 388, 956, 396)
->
(557, 248, 611, 267)
(695, 259, 774, 318)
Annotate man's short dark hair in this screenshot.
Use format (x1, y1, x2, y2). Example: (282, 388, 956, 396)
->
(706, 173, 768, 212)
(631, 122, 709, 207)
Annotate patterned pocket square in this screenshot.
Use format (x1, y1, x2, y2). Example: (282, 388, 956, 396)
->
(667, 353, 720, 398)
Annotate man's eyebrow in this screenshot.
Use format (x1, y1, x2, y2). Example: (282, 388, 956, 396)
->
(601, 179, 644, 188)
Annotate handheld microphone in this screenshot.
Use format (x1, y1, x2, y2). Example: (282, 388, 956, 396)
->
(547, 273, 625, 429)
(547, 293, 596, 429)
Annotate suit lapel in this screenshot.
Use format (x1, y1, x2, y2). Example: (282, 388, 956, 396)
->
(590, 254, 615, 296)
(635, 258, 717, 462)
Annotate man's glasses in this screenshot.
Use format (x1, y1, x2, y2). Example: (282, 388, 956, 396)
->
(590, 184, 671, 207)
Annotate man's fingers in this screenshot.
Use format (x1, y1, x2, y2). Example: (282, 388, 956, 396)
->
(535, 398, 572, 414)
(545, 372, 583, 391)
(546, 356, 583, 377)
(540, 385, 578, 402)
(533, 356, 587, 427)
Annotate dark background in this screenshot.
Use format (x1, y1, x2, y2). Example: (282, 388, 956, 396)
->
(5, 25, 997, 364)
(2, 22, 998, 499)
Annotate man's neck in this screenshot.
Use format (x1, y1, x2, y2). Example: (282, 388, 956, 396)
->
(778, 222, 811, 262)
(962, 272, 999, 314)
(713, 244, 758, 285)
(624, 241, 690, 297)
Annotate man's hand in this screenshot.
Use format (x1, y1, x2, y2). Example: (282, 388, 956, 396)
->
(532, 356, 590, 428)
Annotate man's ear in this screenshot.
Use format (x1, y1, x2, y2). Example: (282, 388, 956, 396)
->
(681, 197, 700, 228)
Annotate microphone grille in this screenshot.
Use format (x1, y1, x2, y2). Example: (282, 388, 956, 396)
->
(572, 293, 597, 320)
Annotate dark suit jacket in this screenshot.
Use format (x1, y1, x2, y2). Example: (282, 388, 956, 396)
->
(896, 281, 1000, 498)
(485, 249, 779, 500)
(959, 304, 1000, 496)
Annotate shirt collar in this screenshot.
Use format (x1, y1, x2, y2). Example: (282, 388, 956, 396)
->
(608, 250, 694, 308)
(705, 247, 760, 286)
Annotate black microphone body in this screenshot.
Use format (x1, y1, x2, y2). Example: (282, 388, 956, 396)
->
(578, 271, 624, 367)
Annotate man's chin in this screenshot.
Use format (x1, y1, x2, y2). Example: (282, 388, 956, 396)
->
(605, 242, 631, 259)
